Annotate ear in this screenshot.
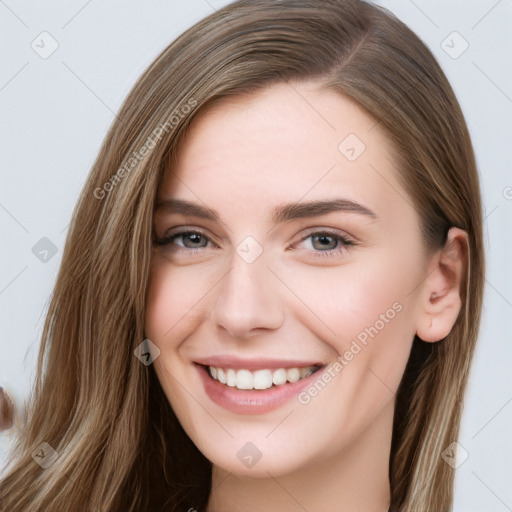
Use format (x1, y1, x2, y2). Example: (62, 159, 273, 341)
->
(415, 227, 468, 343)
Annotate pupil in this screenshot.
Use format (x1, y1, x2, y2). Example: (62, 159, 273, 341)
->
(313, 235, 336, 250)
(186, 233, 204, 247)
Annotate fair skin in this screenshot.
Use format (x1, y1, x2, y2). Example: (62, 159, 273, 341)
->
(144, 82, 467, 512)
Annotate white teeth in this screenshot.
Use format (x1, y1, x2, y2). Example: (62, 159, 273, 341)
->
(286, 368, 300, 383)
(253, 369, 273, 390)
(272, 368, 287, 386)
(226, 368, 237, 387)
(207, 365, 318, 390)
(236, 369, 253, 390)
(217, 368, 227, 384)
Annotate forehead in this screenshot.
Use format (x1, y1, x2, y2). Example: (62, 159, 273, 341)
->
(159, 82, 411, 223)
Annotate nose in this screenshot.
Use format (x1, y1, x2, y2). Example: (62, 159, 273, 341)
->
(211, 252, 285, 339)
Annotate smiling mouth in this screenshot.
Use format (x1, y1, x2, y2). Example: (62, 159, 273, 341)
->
(201, 364, 323, 391)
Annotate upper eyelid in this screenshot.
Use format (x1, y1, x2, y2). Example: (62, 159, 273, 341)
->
(153, 231, 217, 251)
(293, 232, 355, 251)
(297, 227, 354, 240)
(156, 225, 217, 240)
(156, 226, 351, 239)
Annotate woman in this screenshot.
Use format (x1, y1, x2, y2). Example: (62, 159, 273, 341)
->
(1, 0, 484, 510)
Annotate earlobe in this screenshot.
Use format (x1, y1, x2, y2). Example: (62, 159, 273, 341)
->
(415, 227, 468, 343)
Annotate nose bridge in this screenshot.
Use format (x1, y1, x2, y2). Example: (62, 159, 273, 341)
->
(212, 247, 284, 337)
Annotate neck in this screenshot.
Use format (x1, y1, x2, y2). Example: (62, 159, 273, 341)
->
(207, 400, 393, 512)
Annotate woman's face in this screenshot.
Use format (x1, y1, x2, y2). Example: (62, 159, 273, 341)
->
(145, 82, 430, 477)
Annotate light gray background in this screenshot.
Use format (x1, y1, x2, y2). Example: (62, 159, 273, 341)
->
(1, 1, 511, 510)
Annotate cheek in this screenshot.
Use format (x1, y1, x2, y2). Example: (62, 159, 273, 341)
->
(144, 255, 214, 340)
(143, 257, 216, 431)
(286, 247, 416, 335)
(278, 255, 417, 453)
(284, 247, 418, 391)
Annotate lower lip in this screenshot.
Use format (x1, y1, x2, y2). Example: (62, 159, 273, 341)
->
(196, 364, 323, 415)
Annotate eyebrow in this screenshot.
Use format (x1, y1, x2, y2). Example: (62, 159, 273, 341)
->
(155, 198, 377, 224)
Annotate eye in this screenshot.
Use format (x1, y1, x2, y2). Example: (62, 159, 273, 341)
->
(309, 234, 340, 251)
(295, 230, 355, 257)
(154, 229, 213, 250)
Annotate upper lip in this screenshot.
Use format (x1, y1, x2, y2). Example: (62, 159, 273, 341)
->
(194, 356, 324, 371)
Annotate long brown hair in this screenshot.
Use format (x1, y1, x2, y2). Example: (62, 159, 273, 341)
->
(1, 1, 484, 510)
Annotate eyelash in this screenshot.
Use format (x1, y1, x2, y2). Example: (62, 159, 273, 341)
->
(154, 229, 214, 253)
(153, 228, 356, 257)
(298, 231, 355, 258)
